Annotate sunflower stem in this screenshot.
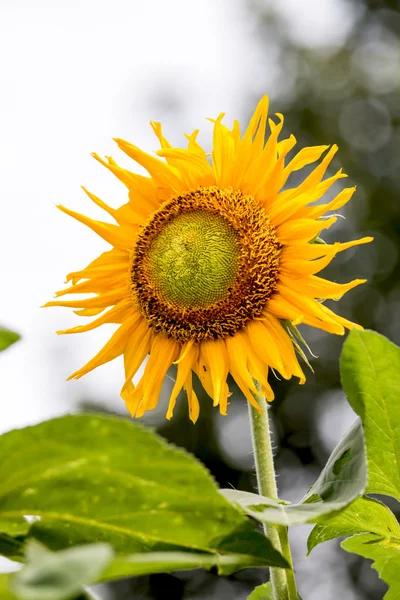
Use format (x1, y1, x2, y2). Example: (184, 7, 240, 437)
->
(248, 382, 298, 600)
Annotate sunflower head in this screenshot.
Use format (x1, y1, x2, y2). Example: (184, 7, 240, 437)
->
(45, 96, 372, 422)
(132, 186, 281, 342)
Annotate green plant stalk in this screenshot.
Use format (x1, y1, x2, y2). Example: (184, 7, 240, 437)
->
(248, 383, 298, 600)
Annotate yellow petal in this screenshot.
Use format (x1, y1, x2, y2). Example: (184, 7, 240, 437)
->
(225, 333, 262, 411)
(284, 145, 329, 174)
(199, 339, 229, 413)
(277, 216, 337, 245)
(44, 286, 129, 309)
(166, 342, 199, 420)
(150, 121, 172, 149)
(156, 148, 214, 188)
(277, 284, 345, 334)
(211, 114, 236, 186)
(57, 298, 132, 334)
(185, 129, 208, 159)
(185, 372, 200, 424)
(137, 336, 179, 415)
(261, 313, 305, 383)
(231, 96, 270, 189)
(68, 313, 139, 380)
(280, 274, 366, 300)
(57, 205, 134, 250)
(114, 138, 185, 195)
(123, 319, 153, 385)
(305, 186, 356, 219)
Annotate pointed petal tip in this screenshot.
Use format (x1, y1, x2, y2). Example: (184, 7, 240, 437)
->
(42, 300, 60, 308)
(113, 137, 131, 150)
(91, 152, 107, 166)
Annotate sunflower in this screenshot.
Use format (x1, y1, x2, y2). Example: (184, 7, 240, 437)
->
(45, 97, 372, 422)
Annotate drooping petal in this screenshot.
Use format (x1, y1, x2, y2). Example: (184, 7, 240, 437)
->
(166, 342, 199, 420)
(199, 339, 230, 414)
(135, 336, 180, 417)
(225, 333, 262, 411)
(185, 372, 200, 424)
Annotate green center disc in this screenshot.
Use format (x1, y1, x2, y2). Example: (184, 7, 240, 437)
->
(147, 210, 240, 308)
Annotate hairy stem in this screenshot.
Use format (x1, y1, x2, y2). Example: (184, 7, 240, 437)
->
(248, 383, 298, 600)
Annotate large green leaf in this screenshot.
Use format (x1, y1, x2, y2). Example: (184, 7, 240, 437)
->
(222, 420, 367, 526)
(0, 414, 287, 572)
(12, 541, 113, 600)
(308, 496, 400, 553)
(340, 329, 400, 499)
(342, 533, 400, 600)
(0, 327, 20, 353)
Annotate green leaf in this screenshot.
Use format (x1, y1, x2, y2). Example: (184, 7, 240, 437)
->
(12, 541, 114, 600)
(342, 533, 400, 599)
(247, 582, 273, 600)
(0, 414, 287, 572)
(101, 550, 268, 582)
(308, 496, 400, 553)
(222, 420, 367, 526)
(340, 329, 400, 499)
(0, 327, 20, 353)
